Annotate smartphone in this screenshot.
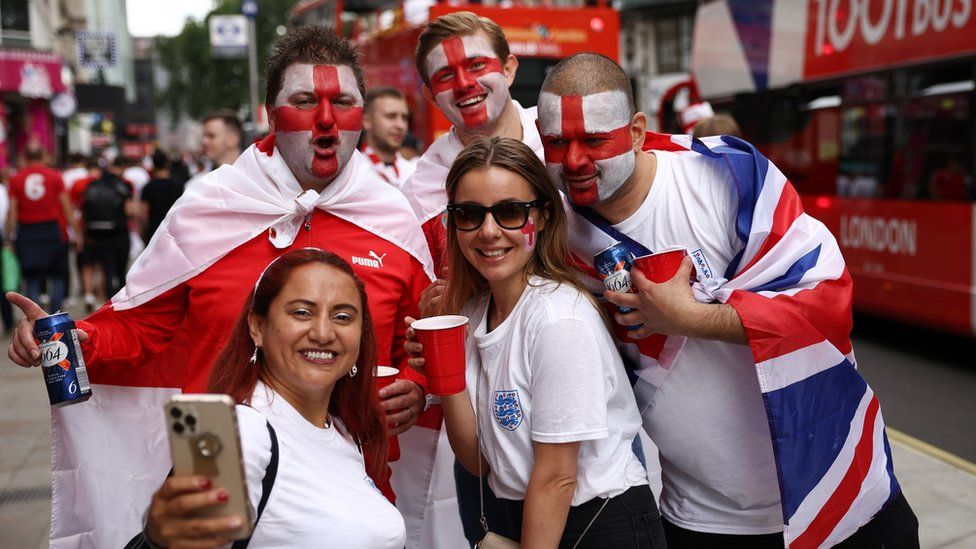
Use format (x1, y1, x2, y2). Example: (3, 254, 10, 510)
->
(165, 394, 253, 539)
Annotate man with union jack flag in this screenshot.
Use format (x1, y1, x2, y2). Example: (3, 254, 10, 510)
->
(536, 53, 919, 549)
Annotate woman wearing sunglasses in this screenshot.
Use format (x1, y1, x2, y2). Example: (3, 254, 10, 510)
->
(408, 137, 665, 548)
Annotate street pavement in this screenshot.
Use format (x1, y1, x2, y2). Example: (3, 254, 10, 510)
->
(1, 315, 975, 547)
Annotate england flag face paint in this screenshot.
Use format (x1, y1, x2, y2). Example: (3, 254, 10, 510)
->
(425, 34, 508, 131)
(273, 63, 363, 186)
(537, 90, 635, 207)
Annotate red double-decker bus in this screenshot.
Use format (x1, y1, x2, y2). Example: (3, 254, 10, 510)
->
(690, 0, 976, 335)
(293, 1, 619, 147)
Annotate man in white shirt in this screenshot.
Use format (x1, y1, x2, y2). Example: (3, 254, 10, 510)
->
(535, 53, 919, 549)
(202, 110, 243, 168)
(186, 110, 244, 186)
(61, 153, 88, 190)
(401, 11, 543, 278)
(361, 87, 417, 188)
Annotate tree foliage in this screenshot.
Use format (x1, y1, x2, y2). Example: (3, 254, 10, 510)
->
(155, 0, 296, 121)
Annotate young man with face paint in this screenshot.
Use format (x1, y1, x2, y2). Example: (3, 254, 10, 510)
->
(7, 27, 447, 549)
(537, 54, 918, 549)
(401, 11, 544, 279)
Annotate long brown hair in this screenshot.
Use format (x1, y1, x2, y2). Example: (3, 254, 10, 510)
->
(440, 137, 592, 315)
(208, 249, 387, 479)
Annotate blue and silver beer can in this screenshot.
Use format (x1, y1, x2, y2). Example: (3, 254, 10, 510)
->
(34, 312, 92, 407)
(594, 243, 636, 297)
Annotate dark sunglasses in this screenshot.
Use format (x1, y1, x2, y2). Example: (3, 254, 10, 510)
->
(446, 200, 546, 231)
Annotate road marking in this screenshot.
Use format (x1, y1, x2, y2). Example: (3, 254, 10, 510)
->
(887, 427, 976, 477)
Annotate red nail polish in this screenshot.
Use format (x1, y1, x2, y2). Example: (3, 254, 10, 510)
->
(199, 478, 212, 489)
(217, 490, 229, 502)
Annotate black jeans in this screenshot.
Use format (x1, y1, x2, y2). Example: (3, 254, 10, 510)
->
(455, 460, 515, 547)
(86, 230, 130, 298)
(503, 484, 667, 548)
(662, 491, 918, 549)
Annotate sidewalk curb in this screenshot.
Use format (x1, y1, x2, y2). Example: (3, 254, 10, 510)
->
(889, 428, 976, 476)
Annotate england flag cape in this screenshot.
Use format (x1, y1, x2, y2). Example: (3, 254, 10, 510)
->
(49, 141, 437, 548)
(568, 133, 900, 549)
(402, 100, 543, 225)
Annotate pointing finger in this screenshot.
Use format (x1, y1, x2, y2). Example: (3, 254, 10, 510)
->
(6, 292, 48, 321)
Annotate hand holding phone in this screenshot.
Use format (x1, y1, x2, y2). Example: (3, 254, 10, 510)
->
(145, 394, 253, 546)
(144, 475, 245, 548)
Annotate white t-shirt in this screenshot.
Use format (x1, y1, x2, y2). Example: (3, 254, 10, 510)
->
(614, 150, 782, 534)
(123, 166, 151, 200)
(62, 167, 88, 190)
(367, 152, 418, 189)
(236, 382, 406, 548)
(462, 278, 647, 506)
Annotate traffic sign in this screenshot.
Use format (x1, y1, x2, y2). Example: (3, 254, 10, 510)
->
(210, 15, 248, 59)
(241, 0, 259, 19)
(76, 31, 118, 69)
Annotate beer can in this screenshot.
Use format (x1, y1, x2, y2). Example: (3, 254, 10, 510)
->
(34, 312, 93, 407)
(594, 243, 637, 311)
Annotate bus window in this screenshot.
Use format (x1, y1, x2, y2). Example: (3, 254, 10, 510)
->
(838, 103, 889, 198)
(509, 58, 561, 109)
(736, 88, 840, 197)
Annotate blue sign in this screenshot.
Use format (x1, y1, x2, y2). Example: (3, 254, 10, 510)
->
(241, 0, 259, 19)
(76, 31, 117, 69)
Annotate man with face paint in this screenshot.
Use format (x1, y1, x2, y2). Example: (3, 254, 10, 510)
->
(7, 27, 446, 549)
(537, 54, 917, 549)
(401, 11, 544, 279)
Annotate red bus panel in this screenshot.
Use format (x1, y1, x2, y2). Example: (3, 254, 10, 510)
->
(805, 0, 976, 80)
(804, 196, 974, 334)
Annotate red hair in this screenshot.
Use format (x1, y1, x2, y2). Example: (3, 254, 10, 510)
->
(208, 249, 388, 480)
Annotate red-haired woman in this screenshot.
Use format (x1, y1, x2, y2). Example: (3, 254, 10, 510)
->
(142, 249, 404, 548)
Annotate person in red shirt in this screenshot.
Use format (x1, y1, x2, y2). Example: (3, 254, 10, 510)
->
(67, 158, 103, 311)
(8, 26, 437, 548)
(5, 147, 80, 313)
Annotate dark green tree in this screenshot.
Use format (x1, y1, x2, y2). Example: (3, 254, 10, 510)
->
(155, 0, 296, 121)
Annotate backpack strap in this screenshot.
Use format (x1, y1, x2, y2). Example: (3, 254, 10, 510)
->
(232, 419, 279, 549)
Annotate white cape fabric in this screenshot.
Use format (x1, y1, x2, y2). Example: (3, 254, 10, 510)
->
(113, 143, 434, 311)
(402, 100, 543, 225)
(49, 144, 436, 548)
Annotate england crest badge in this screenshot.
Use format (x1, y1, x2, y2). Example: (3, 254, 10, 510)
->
(493, 390, 523, 431)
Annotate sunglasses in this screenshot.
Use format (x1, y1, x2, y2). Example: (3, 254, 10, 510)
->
(446, 200, 546, 231)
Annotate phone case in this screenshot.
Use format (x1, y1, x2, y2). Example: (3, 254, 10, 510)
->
(165, 394, 253, 540)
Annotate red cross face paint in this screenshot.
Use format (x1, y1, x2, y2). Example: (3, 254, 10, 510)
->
(425, 34, 508, 131)
(537, 91, 635, 207)
(272, 63, 363, 186)
(521, 217, 536, 251)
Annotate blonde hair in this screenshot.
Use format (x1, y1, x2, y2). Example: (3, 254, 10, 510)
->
(440, 137, 593, 316)
(415, 11, 510, 86)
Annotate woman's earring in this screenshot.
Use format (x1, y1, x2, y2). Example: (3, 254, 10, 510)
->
(349, 364, 358, 378)
(249, 346, 259, 365)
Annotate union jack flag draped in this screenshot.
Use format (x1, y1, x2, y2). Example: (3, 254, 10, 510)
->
(566, 132, 900, 548)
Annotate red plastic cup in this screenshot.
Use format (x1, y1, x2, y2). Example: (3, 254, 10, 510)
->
(411, 315, 468, 396)
(633, 247, 690, 283)
(375, 366, 401, 461)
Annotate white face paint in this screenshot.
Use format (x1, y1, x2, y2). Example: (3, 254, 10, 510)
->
(272, 63, 363, 189)
(425, 34, 510, 132)
(538, 90, 636, 207)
